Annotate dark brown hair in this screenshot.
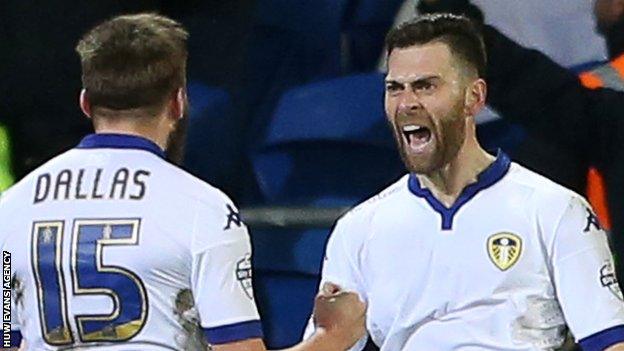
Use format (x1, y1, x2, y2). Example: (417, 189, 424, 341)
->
(385, 13, 486, 78)
(76, 13, 188, 115)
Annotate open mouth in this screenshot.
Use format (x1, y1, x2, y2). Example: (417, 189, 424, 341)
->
(401, 124, 432, 152)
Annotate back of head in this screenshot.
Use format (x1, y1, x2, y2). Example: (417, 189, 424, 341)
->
(76, 13, 189, 117)
(385, 13, 486, 79)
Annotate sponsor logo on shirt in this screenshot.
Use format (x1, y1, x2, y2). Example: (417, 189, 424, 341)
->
(600, 261, 623, 301)
(236, 254, 254, 300)
(487, 232, 522, 271)
(224, 204, 243, 230)
(584, 207, 602, 233)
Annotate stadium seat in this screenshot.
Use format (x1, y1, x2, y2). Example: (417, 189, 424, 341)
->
(477, 119, 526, 157)
(254, 271, 319, 348)
(251, 225, 327, 348)
(344, 0, 406, 72)
(250, 74, 403, 347)
(243, 0, 350, 143)
(250, 0, 348, 79)
(252, 73, 403, 206)
(183, 82, 235, 184)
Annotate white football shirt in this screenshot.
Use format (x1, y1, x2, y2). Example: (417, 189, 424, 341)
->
(306, 151, 624, 351)
(0, 133, 262, 350)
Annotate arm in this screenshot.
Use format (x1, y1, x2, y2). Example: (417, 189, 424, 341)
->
(211, 332, 355, 351)
(418, 0, 623, 166)
(483, 23, 618, 162)
(607, 343, 624, 351)
(549, 196, 624, 350)
(190, 200, 264, 349)
(193, 201, 366, 351)
(302, 218, 370, 351)
(212, 285, 366, 351)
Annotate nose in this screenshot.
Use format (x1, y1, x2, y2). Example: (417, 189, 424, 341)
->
(397, 91, 423, 115)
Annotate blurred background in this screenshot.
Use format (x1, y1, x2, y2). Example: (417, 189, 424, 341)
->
(1, 0, 620, 349)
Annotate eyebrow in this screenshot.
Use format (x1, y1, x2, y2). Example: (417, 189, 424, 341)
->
(384, 74, 441, 85)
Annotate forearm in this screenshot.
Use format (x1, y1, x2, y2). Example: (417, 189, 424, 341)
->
(280, 328, 350, 351)
(210, 329, 356, 351)
(606, 342, 624, 351)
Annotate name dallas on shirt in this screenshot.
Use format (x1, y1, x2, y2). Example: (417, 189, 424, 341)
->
(33, 167, 150, 204)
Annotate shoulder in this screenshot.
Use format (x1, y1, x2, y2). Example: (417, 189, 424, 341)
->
(333, 175, 409, 240)
(506, 162, 580, 201)
(154, 160, 236, 213)
(154, 165, 247, 249)
(504, 162, 588, 228)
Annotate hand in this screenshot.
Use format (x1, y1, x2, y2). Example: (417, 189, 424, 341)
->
(313, 283, 366, 350)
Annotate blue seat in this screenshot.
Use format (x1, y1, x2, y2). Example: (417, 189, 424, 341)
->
(254, 271, 319, 348)
(244, 0, 350, 143)
(183, 82, 236, 184)
(251, 219, 332, 347)
(250, 0, 348, 79)
(250, 73, 403, 348)
(477, 119, 526, 157)
(252, 73, 403, 206)
(252, 225, 328, 348)
(344, 0, 406, 72)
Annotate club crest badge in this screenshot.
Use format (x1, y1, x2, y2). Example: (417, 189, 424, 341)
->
(487, 232, 522, 271)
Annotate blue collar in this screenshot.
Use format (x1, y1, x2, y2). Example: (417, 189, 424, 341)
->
(408, 150, 511, 230)
(76, 133, 166, 159)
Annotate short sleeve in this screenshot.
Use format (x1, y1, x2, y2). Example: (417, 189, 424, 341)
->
(550, 196, 624, 348)
(191, 201, 263, 345)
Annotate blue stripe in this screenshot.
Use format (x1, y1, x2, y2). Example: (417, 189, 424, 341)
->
(579, 325, 624, 351)
(408, 150, 511, 230)
(203, 320, 263, 345)
(76, 133, 165, 159)
(0, 330, 22, 347)
(11, 330, 22, 347)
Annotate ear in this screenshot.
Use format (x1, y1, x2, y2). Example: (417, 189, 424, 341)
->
(79, 89, 92, 119)
(170, 88, 186, 121)
(464, 78, 487, 118)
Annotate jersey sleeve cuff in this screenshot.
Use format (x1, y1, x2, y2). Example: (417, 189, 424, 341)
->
(203, 320, 264, 345)
(0, 330, 22, 347)
(579, 325, 624, 351)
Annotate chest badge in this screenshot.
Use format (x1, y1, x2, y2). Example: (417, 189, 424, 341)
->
(487, 232, 522, 271)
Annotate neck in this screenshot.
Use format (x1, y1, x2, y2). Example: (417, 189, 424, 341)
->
(606, 20, 624, 59)
(93, 117, 168, 151)
(416, 137, 494, 207)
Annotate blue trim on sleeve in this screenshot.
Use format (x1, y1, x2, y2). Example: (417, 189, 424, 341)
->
(76, 133, 166, 159)
(11, 330, 22, 347)
(203, 320, 264, 345)
(407, 150, 511, 230)
(0, 330, 22, 347)
(579, 325, 624, 351)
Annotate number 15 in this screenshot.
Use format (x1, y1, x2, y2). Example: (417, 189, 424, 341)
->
(31, 218, 148, 345)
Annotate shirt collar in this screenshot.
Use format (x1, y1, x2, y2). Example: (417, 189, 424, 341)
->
(76, 133, 166, 159)
(407, 150, 511, 230)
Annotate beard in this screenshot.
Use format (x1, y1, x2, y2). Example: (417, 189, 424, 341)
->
(165, 97, 190, 166)
(392, 102, 466, 175)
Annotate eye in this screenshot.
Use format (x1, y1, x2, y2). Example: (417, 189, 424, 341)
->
(385, 83, 402, 94)
(413, 81, 435, 91)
